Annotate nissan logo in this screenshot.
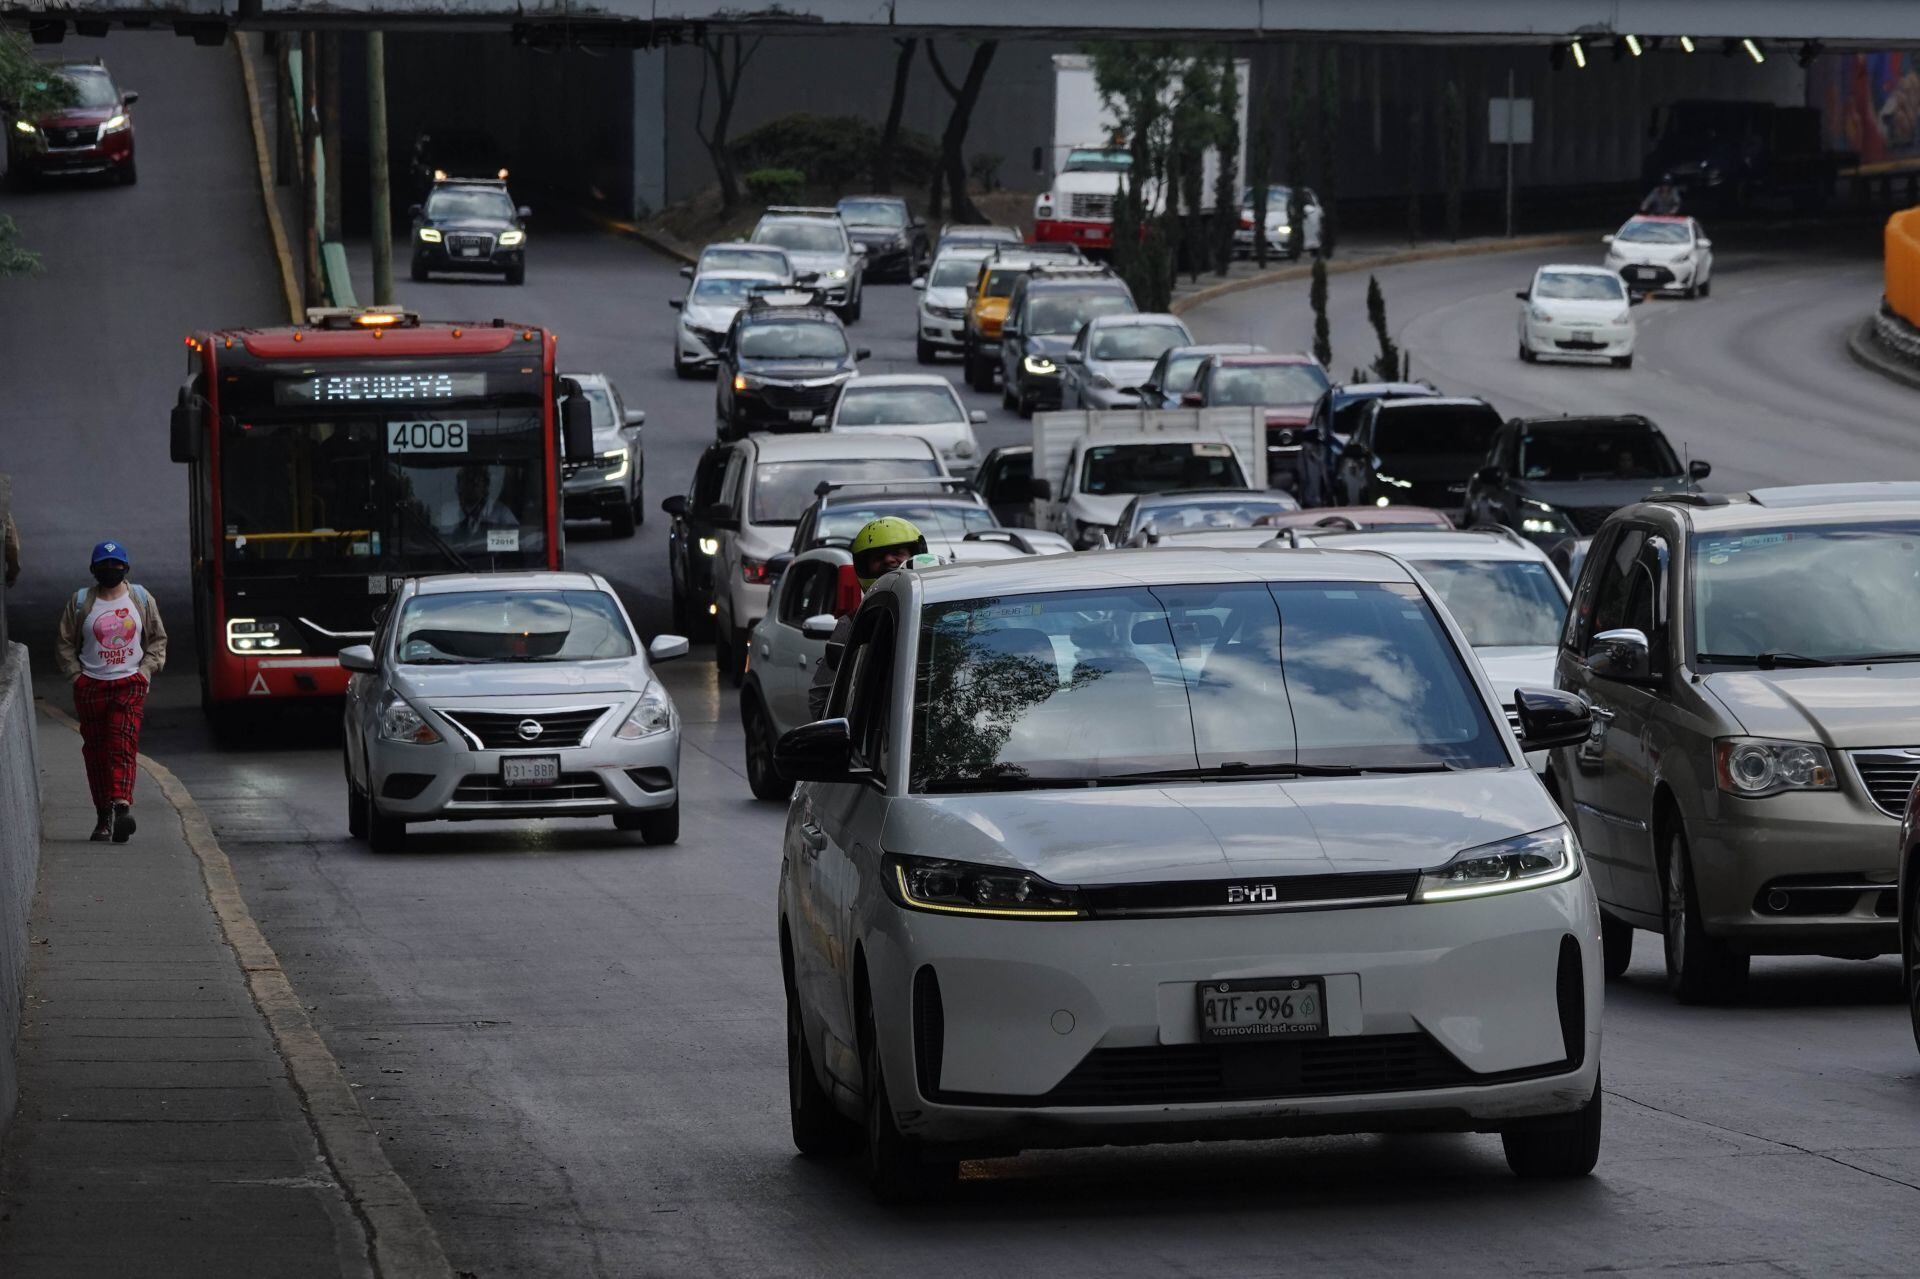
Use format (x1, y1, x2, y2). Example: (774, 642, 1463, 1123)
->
(516, 718, 544, 741)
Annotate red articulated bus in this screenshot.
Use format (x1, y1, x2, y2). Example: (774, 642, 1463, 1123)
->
(169, 307, 594, 721)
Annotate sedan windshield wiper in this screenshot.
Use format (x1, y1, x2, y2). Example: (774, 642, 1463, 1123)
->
(1697, 651, 1836, 669)
(1107, 761, 1463, 783)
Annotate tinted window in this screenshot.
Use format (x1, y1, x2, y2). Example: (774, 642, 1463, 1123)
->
(835, 387, 962, 426)
(1029, 289, 1135, 335)
(1373, 406, 1502, 460)
(1410, 560, 1567, 648)
(839, 200, 907, 227)
(1519, 427, 1680, 481)
(1091, 323, 1190, 361)
(908, 581, 1504, 790)
(928, 255, 985, 287)
(425, 188, 515, 221)
(1082, 442, 1246, 495)
(751, 458, 941, 525)
(755, 222, 843, 252)
(818, 502, 994, 543)
(1206, 363, 1330, 407)
(739, 321, 846, 360)
(1692, 522, 1920, 663)
(396, 590, 632, 664)
(1535, 272, 1625, 301)
(701, 246, 789, 276)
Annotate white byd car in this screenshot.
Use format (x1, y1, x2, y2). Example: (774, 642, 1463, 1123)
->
(339, 572, 689, 852)
(821, 374, 986, 478)
(1603, 215, 1713, 298)
(1517, 265, 1640, 368)
(774, 549, 1603, 1200)
(912, 246, 993, 364)
(669, 269, 785, 378)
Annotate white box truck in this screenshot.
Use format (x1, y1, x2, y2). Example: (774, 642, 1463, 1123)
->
(1033, 54, 1250, 255)
(1029, 407, 1268, 546)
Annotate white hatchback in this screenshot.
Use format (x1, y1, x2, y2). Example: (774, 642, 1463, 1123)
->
(1517, 265, 1639, 369)
(775, 549, 1603, 1200)
(1603, 215, 1713, 298)
(822, 374, 985, 478)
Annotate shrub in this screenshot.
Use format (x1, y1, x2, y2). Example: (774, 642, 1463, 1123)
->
(744, 168, 807, 205)
(730, 113, 939, 194)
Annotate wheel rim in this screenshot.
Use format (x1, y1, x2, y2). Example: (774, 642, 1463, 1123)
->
(1908, 885, 1920, 1031)
(1665, 837, 1687, 972)
(787, 1002, 805, 1115)
(746, 708, 771, 786)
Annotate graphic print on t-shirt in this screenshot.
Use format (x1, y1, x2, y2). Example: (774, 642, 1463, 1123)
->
(81, 594, 144, 680)
(92, 607, 137, 667)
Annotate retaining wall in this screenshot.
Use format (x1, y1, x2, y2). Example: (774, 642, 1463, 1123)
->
(0, 642, 41, 1145)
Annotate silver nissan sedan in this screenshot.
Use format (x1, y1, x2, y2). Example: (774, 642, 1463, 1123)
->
(339, 571, 688, 851)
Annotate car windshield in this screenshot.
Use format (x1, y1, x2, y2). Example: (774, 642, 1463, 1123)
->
(395, 590, 633, 664)
(1029, 290, 1135, 335)
(1082, 442, 1247, 495)
(751, 458, 941, 525)
(425, 188, 515, 221)
(839, 200, 907, 227)
(579, 386, 615, 430)
(943, 227, 1019, 245)
(1063, 149, 1132, 173)
(1535, 271, 1625, 301)
(909, 581, 1506, 790)
(1159, 352, 1211, 392)
(1618, 220, 1692, 244)
(928, 256, 985, 288)
(1206, 363, 1330, 406)
(702, 246, 788, 276)
(1374, 406, 1501, 461)
(1519, 427, 1680, 481)
(981, 267, 1027, 298)
(1136, 496, 1298, 534)
(1409, 559, 1566, 648)
(1091, 323, 1189, 361)
(755, 221, 843, 253)
(690, 277, 764, 304)
(1692, 522, 1920, 664)
(739, 321, 846, 360)
(49, 70, 119, 108)
(819, 502, 996, 543)
(835, 387, 962, 427)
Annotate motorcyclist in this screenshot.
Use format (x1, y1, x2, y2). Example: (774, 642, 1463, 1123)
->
(1641, 174, 1683, 215)
(807, 515, 928, 720)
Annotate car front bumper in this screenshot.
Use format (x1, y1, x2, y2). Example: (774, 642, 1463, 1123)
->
(1610, 259, 1696, 292)
(13, 130, 133, 176)
(919, 311, 967, 350)
(1033, 217, 1113, 250)
(414, 241, 523, 274)
(859, 877, 1601, 1151)
(562, 470, 633, 518)
(365, 717, 679, 823)
(1522, 319, 1634, 360)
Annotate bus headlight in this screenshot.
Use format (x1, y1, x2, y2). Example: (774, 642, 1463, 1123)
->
(226, 617, 303, 654)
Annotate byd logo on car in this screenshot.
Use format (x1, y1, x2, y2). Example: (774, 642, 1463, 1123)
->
(1226, 883, 1279, 905)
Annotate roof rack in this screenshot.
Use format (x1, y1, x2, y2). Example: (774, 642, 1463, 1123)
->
(813, 478, 975, 500)
(962, 529, 1045, 555)
(1465, 523, 1531, 546)
(762, 205, 839, 217)
(745, 285, 830, 311)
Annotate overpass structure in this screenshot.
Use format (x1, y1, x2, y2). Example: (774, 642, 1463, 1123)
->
(4, 0, 1920, 42)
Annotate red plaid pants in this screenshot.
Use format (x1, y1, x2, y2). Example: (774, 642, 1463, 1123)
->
(73, 673, 148, 808)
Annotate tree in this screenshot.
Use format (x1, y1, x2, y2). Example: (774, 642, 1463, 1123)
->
(1316, 47, 1341, 258)
(1443, 81, 1464, 242)
(926, 40, 999, 225)
(1310, 255, 1332, 368)
(1285, 55, 1311, 260)
(1209, 50, 1239, 275)
(1, 30, 75, 273)
(693, 33, 763, 211)
(1089, 42, 1183, 309)
(1366, 275, 1401, 380)
(873, 38, 918, 192)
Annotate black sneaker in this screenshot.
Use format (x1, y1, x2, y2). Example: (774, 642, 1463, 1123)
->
(111, 804, 136, 844)
(90, 808, 112, 841)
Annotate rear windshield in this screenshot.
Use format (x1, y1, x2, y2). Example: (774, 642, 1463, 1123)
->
(752, 458, 941, 525)
(397, 590, 633, 664)
(1082, 442, 1246, 495)
(835, 386, 963, 427)
(1519, 427, 1679, 481)
(1091, 323, 1190, 361)
(1374, 406, 1501, 460)
(739, 322, 847, 360)
(1029, 289, 1135, 336)
(1409, 559, 1567, 649)
(1205, 363, 1330, 407)
(755, 222, 843, 253)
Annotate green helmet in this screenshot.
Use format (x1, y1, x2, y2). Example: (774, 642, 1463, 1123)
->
(850, 515, 928, 589)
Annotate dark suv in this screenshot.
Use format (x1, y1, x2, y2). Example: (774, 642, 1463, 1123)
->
(999, 268, 1136, 417)
(714, 296, 868, 440)
(410, 176, 530, 284)
(1299, 381, 1438, 507)
(835, 195, 929, 281)
(1465, 414, 1710, 547)
(1332, 396, 1504, 520)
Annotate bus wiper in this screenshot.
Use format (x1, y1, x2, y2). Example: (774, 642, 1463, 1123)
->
(396, 501, 470, 572)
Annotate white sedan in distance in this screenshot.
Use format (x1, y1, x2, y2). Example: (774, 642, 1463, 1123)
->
(775, 549, 1603, 1201)
(1517, 265, 1639, 369)
(1603, 215, 1713, 298)
(820, 374, 985, 478)
(912, 245, 993, 364)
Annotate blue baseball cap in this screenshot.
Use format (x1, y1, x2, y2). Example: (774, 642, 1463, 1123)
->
(90, 540, 130, 566)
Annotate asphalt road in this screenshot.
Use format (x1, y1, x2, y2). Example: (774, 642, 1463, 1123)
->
(5, 33, 1920, 1278)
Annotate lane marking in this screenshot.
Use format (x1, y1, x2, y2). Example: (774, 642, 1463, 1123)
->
(38, 700, 454, 1279)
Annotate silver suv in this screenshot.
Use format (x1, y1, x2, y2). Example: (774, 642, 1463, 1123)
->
(1553, 484, 1920, 1002)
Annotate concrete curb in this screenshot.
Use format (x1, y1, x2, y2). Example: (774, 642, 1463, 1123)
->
(233, 33, 303, 325)
(1845, 314, 1920, 393)
(36, 703, 454, 1279)
(1169, 230, 1602, 317)
(580, 207, 700, 266)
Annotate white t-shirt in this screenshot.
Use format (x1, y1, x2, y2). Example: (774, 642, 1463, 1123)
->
(80, 592, 144, 681)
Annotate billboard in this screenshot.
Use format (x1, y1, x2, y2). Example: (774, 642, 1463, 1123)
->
(1810, 52, 1920, 172)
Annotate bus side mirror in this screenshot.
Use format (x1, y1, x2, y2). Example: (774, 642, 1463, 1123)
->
(561, 388, 594, 464)
(169, 399, 201, 463)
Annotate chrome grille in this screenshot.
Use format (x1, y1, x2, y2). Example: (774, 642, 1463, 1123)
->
(440, 706, 611, 750)
(1068, 192, 1114, 220)
(47, 124, 98, 148)
(446, 232, 495, 256)
(451, 772, 607, 803)
(1847, 749, 1920, 818)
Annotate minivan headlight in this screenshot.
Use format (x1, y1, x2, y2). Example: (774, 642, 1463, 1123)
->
(1714, 738, 1835, 798)
(616, 680, 674, 739)
(1414, 826, 1580, 902)
(884, 854, 1086, 918)
(377, 694, 441, 745)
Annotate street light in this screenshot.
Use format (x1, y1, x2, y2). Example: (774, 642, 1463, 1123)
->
(1679, 36, 1696, 54)
(1570, 39, 1587, 69)
(1743, 38, 1766, 64)
(1625, 35, 1643, 57)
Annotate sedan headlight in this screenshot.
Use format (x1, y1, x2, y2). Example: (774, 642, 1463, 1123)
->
(948, 437, 976, 459)
(1714, 738, 1835, 798)
(377, 693, 441, 745)
(884, 854, 1085, 919)
(1414, 826, 1580, 902)
(615, 680, 674, 740)
(1023, 355, 1057, 375)
(1528, 305, 1555, 323)
(417, 227, 443, 243)
(226, 616, 303, 654)
(697, 536, 720, 556)
(1611, 309, 1632, 324)
(1090, 373, 1114, 389)
(498, 229, 525, 247)
(734, 372, 765, 391)
(828, 267, 849, 280)
(102, 114, 129, 133)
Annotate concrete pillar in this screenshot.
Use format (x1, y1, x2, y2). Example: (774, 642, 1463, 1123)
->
(632, 46, 667, 219)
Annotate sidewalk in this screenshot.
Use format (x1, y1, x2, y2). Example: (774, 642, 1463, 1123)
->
(0, 708, 368, 1278)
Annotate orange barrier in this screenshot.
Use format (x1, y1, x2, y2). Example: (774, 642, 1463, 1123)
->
(1887, 208, 1920, 327)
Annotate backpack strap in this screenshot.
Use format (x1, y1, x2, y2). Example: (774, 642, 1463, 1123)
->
(73, 587, 91, 612)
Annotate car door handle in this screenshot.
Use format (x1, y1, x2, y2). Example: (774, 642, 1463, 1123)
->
(798, 822, 827, 856)
(1588, 705, 1616, 721)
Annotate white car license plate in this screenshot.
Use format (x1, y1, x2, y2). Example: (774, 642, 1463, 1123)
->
(501, 755, 560, 787)
(1198, 977, 1326, 1041)
(787, 408, 814, 423)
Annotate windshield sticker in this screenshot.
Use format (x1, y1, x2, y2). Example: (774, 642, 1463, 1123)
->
(486, 528, 521, 553)
(1193, 442, 1232, 457)
(387, 420, 470, 454)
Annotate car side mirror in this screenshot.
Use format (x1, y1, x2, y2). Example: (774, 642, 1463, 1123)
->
(1698, 237, 1712, 249)
(1628, 294, 1646, 306)
(801, 614, 838, 641)
(1601, 234, 1615, 245)
(775, 718, 864, 783)
(408, 204, 423, 219)
(696, 502, 739, 532)
(661, 494, 689, 518)
(1688, 459, 1711, 481)
(851, 244, 868, 255)
(1514, 289, 1531, 301)
(968, 410, 987, 425)
(169, 396, 202, 464)
(680, 265, 694, 279)
(855, 348, 871, 361)
(1512, 687, 1593, 752)
(624, 409, 646, 428)
(1586, 627, 1654, 683)
(911, 276, 927, 290)
(561, 386, 595, 464)
(337, 644, 378, 674)
(121, 90, 139, 106)
(1061, 351, 1083, 364)
(1002, 322, 1021, 337)
(648, 635, 690, 663)
(1476, 465, 1504, 485)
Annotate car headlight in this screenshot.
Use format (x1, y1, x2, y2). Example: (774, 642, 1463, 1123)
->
(498, 229, 526, 247)
(829, 268, 848, 280)
(225, 617, 303, 654)
(1271, 222, 1292, 236)
(1023, 355, 1057, 375)
(698, 536, 720, 556)
(102, 113, 129, 133)
(1518, 498, 1570, 535)
(1528, 306, 1554, 323)
(598, 448, 629, 481)
(1714, 738, 1836, 798)
(734, 372, 764, 391)
(1612, 310, 1632, 324)
(377, 693, 441, 745)
(884, 853, 1085, 919)
(1414, 826, 1580, 902)
(1090, 373, 1113, 389)
(13, 120, 35, 135)
(615, 680, 675, 740)
(417, 227, 443, 243)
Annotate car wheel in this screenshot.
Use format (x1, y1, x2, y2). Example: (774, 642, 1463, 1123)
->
(410, 258, 429, 283)
(861, 997, 956, 1203)
(845, 292, 863, 324)
(1613, 353, 1634, 369)
(366, 788, 407, 854)
(744, 696, 794, 803)
(505, 262, 526, 285)
(1501, 1072, 1602, 1178)
(1016, 387, 1035, 420)
(346, 772, 368, 840)
(637, 801, 679, 846)
(1905, 854, 1920, 1053)
(609, 500, 636, 539)
(915, 337, 935, 365)
(1518, 342, 1536, 364)
(1698, 279, 1712, 298)
(1600, 911, 1634, 979)
(118, 154, 137, 186)
(789, 993, 860, 1156)
(726, 627, 748, 688)
(1663, 824, 1748, 1004)
(1001, 377, 1018, 411)
(968, 351, 995, 394)
(674, 352, 696, 379)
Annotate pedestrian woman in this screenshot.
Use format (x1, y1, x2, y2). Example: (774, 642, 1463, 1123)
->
(55, 541, 167, 842)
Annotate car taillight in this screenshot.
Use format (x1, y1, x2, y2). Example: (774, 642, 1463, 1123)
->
(835, 564, 862, 615)
(1239, 217, 1254, 230)
(742, 557, 772, 584)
